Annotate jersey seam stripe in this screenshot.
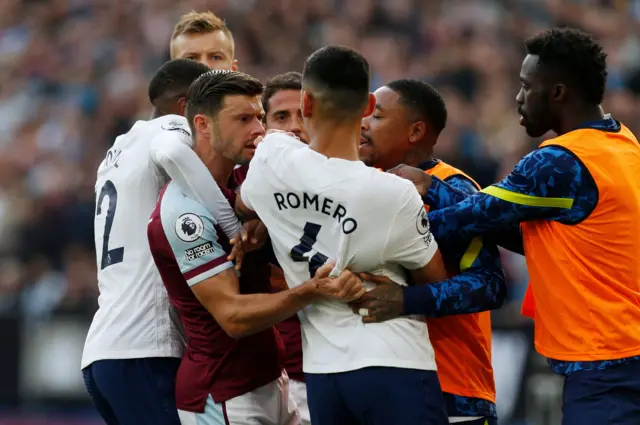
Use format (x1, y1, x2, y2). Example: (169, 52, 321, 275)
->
(184, 257, 232, 283)
(481, 185, 574, 208)
(459, 237, 484, 271)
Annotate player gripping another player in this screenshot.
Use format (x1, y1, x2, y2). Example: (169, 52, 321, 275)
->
(261, 70, 311, 425)
(237, 46, 450, 425)
(82, 59, 241, 425)
(80, 10, 640, 425)
(356, 79, 505, 425)
(82, 10, 246, 424)
(147, 69, 366, 425)
(387, 28, 640, 425)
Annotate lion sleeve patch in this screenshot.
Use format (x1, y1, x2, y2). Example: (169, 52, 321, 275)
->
(159, 182, 234, 286)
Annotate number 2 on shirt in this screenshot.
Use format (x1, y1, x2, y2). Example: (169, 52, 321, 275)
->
(290, 222, 329, 278)
(96, 180, 124, 270)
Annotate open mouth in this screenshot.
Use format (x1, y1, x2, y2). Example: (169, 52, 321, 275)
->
(517, 109, 526, 126)
(360, 135, 372, 146)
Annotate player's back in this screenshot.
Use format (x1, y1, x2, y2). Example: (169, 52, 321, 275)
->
(82, 115, 191, 369)
(242, 134, 439, 374)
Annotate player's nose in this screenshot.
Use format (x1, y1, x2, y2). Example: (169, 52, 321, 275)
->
(253, 121, 266, 137)
(288, 123, 302, 135)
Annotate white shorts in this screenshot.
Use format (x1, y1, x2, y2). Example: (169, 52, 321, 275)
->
(288, 379, 310, 425)
(177, 372, 300, 425)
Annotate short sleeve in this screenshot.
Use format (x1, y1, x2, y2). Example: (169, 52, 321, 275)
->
(383, 182, 439, 269)
(240, 163, 259, 211)
(159, 185, 234, 286)
(239, 137, 276, 211)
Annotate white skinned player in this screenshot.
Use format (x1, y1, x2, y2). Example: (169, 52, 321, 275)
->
(237, 46, 450, 425)
(170, 11, 238, 71)
(148, 69, 366, 425)
(81, 59, 240, 425)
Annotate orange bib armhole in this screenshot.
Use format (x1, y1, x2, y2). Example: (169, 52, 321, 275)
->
(521, 285, 535, 319)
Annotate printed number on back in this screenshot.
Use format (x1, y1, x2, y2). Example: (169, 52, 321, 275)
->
(290, 222, 329, 278)
(96, 180, 125, 270)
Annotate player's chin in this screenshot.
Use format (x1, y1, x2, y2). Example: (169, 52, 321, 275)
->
(298, 134, 310, 145)
(358, 143, 374, 162)
(241, 146, 256, 162)
(523, 124, 548, 138)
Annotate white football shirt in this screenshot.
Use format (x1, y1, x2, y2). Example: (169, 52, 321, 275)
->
(241, 133, 439, 373)
(81, 115, 240, 369)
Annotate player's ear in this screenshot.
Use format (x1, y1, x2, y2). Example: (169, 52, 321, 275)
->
(409, 121, 427, 144)
(177, 97, 187, 116)
(301, 91, 313, 118)
(232, 58, 239, 72)
(362, 93, 376, 118)
(193, 114, 211, 136)
(552, 83, 567, 102)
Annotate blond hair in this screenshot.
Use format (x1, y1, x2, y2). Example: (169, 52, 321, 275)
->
(171, 11, 235, 52)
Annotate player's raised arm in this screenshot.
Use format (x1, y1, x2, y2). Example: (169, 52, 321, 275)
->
(426, 146, 594, 240)
(144, 60, 242, 241)
(149, 124, 242, 240)
(390, 145, 595, 243)
(426, 172, 525, 254)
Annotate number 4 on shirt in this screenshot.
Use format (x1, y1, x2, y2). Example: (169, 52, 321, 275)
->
(290, 222, 328, 278)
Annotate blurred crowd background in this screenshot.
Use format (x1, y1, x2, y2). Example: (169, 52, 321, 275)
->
(0, 0, 638, 424)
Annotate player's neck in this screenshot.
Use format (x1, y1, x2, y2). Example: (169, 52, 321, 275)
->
(206, 154, 235, 189)
(403, 147, 433, 169)
(308, 121, 360, 161)
(557, 104, 604, 135)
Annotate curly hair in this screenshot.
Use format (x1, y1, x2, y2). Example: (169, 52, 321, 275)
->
(525, 27, 608, 105)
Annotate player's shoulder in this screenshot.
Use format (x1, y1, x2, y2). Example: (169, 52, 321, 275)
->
(150, 114, 191, 137)
(254, 132, 306, 160)
(159, 181, 215, 232)
(155, 182, 220, 250)
(366, 168, 418, 198)
(346, 168, 421, 219)
(263, 131, 305, 147)
(516, 145, 579, 178)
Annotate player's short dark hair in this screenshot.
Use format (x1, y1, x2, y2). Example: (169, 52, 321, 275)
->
(386, 79, 448, 135)
(148, 59, 210, 105)
(302, 46, 370, 120)
(525, 27, 607, 105)
(262, 72, 302, 115)
(185, 70, 263, 127)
